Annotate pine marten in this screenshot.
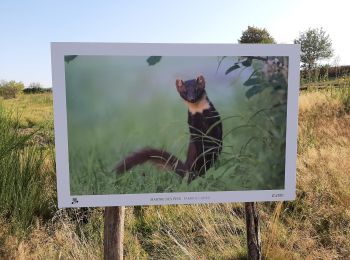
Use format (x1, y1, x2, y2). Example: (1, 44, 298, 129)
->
(115, 75, 222, 182)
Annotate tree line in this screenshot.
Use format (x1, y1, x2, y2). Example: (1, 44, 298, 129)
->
(0, 81, 51, 99)
(238, 26, 343, 82)
(0, 26, 343, 97)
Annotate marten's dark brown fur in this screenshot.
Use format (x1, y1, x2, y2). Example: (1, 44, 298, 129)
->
(115, 75, 222, 182)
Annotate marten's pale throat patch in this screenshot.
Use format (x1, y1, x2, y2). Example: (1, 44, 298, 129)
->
(186, 94, 210, 114)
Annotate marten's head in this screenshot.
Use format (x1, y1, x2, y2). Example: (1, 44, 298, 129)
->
(176, 75, 206, 103)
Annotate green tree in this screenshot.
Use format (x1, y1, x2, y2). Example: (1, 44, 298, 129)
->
(238, 26, 276, 44)
(0, 80, 24, 90)
(294, 27, 333, 71)
(23, 82, 51, 94)
(0, 80, 24, 99)
(6, 80, 25, 92)
(28, 82, 43, 89)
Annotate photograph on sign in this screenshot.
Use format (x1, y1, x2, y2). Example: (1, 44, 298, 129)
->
(51, 43, 299, 207)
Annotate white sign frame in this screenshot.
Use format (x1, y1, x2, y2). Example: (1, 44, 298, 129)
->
(51, 43, 300, 208)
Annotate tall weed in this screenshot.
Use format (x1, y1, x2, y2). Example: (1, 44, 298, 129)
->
(0, 106, 54, 233)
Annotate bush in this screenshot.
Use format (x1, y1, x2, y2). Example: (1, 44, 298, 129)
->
(0, 86, 18, 99)
(301, 65, 350, 82)
(0, 80, 24, 99)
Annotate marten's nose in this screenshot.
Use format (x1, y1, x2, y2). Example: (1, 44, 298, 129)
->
(190, 98, 195, 102)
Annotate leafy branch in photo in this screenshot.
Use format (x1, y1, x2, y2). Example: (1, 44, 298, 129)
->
(216, 56, 289, 189)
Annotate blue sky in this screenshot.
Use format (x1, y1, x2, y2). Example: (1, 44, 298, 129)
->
(0, 0, 349, 87)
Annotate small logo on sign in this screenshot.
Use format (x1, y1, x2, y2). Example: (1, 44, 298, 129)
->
(272, 193, 284, 198)
(71, 198, 79, 204)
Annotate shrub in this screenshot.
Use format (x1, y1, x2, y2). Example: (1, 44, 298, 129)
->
(0, 86, 18, 99)
(0, 80, 24, 99)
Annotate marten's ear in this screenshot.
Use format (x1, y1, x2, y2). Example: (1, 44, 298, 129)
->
(176, 79, 185, 92)
(196, 75, 205, 89)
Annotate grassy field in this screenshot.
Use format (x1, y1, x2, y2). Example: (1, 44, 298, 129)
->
(0, 80, 349, 259)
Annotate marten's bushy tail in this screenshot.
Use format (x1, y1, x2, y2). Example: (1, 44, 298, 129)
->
(115, 148, 187, 177)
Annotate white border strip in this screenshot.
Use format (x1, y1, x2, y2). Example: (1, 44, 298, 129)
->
(51, 43, 300, 208)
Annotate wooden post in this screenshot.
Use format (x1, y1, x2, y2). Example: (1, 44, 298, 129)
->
(245, 202, 261, 260)
(104, 206, 125, 260)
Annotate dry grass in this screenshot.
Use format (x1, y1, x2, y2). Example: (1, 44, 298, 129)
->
(299, 91, 342, 114)
(1, 93, 53, 128)
(1, 87, 349, 259)
(0, 212, 103, 260)
(263, 88, 350, 259)
(125, 204, 247, 259)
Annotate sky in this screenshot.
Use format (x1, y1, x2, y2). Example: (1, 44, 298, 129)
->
(0, 0, 349, 87)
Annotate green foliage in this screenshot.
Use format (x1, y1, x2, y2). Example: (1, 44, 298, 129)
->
(220, 20, 288, 189)
(238, 26, 276, 44)
(65, 55, 78, 63)
(0, 106, 55, 233)
(0, 80, 24, 99)
(218, 57, 288, 190)
(0, 86, 17, 99)
(29, 82, 43, 89)
(294, 27, 333, 71)
(1, 80, 25, 91)
(222, 56, 288, 100)
(23, 82, 51, 94)
(146, 56, 162, 66)
(225, 64, 240, 74)
(224, 57, 254, 75)
(23, 87, 52, 94)
(332, 83, 350, 113)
